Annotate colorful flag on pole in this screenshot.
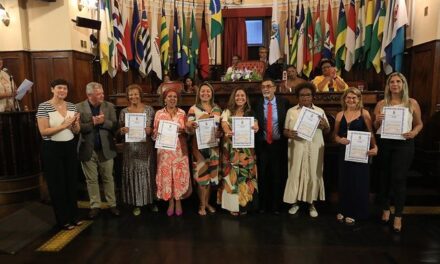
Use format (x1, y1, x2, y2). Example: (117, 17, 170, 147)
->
(290, 0, 301, 66)
(296, 3, 305, 74)
(344, 0, 356, 71)
(335, 0, 347, 71)
(99, 0, 113, 75)
(355, 0, 366, 63)
(173, 5, 181, 65)
(391, 0, 408, 72)
(151, 6, 162, 79)
(160, 7, 170, 75)
(122, 0, 132, 62)
(111, 0, 129, 72)
(364, 0, 374, 63)
(284, 5, 291, 66)
(137, 1, 152, 78)
(130, 0, 140, 69)
(303, 5, 314, 77)
(209, 0, 223, 39)
(381, 0, 394, 74)
(368, 0, 385, 73)
(269, 0, 281, 65)
(179, 3, 189, 77)
(198, 9, 210, 79)
(323, 0, 334, 59)
(189, 8, 199, 79)
(313, 0, 323, 68)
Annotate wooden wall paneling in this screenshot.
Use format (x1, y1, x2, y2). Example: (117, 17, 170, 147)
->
(31, 56, 53, 104)
(0, 51, 34, 110)
(73, 51, 94, 103)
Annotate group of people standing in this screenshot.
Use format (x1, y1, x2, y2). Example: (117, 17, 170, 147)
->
(36, 70, 422, 234)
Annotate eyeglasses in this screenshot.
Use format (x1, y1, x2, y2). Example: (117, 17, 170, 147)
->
(261, 85, 275, 89)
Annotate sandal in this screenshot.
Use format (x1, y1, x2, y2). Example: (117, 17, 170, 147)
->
(206, 204, 216, 214)
(230, 212, 239, 216)
(198, 205, 207, 216)
(72, 220, 84, 226)
(336, 214, 344, 223)
(345, 217, 355, 225)
(62, 224, 75, 230)
(381, 210, 390, 224)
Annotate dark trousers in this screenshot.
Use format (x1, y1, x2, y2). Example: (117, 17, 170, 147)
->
(42, 140, 79, 227)
(377, 138, 414, 217)
(256, 139, 287, 212)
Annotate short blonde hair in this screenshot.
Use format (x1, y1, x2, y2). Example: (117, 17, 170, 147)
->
(341, 87, 363, 111)
(126, 84, 143, 100)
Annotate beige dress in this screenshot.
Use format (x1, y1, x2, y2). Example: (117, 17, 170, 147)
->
(283, 104, 327, 204)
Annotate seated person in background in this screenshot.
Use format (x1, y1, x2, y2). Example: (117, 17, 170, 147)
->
(279, 65, 306, 93)
(157, 74, 172, 95)
(183, 77, 198, 93)
(259, 46, 269, 65)
(312, 59, 348, 92)
(226, 55, 241, 75)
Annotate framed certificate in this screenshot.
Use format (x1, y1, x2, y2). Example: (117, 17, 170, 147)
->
(345, 130, 371, 164)
(293, 107, 321, 141)
(125, 113, 147, 143)
(195, 118, 218, 149)
(380, 107, 408, 140)
(155, 120, 179, 150)
(232, 117, 255, 148)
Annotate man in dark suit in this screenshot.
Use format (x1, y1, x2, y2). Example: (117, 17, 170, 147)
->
(254, 78, 290, 214)
(77, 82, 120, 219)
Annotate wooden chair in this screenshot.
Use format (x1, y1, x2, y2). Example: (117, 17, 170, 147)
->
(236, 60, 266, 76)
(157, 81, 184, 95)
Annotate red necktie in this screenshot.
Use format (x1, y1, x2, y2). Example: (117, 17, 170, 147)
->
(267, 102, 273, 144)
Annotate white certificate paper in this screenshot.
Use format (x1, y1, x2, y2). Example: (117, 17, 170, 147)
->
(380, 107, 408, 140)
(345, 130, 371, 164)
(232, 117, 255, 148)
(195, 118, 218, 149)
(293, 107, 321, 141)
(125, 113, 147, 142)
(15, 79, 33, 100)
(155, 120, 179, 150)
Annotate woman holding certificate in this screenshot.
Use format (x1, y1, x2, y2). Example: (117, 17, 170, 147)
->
(220, 87, 259, 216)
(334, 88, 377, 225)
(186, 83, 222, 216)
(283, 82, 329, 217)
(119, 84, 157, 216)
(153, 88, 190, 216)
(374, 73, 423, 232)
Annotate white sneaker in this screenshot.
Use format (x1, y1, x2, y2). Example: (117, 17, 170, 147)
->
(288, 205, 299, 215)
(309, 205, 318, 218)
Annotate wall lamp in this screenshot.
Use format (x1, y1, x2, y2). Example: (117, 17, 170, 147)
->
(77, 0, 98, 12)
(0, 3, 10, 27)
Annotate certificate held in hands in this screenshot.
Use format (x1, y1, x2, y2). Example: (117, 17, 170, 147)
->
(232, 117, 255, 148)
(196, 118, 218, 150)
(125, 113, 147, 142)
(293, 107, 321, 141)
(155, 120, 179, 150)
(345, 130, 371, 164)
(380, 107, 408, 140)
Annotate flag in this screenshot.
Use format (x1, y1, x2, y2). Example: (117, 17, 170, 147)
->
(381, 0, 394, 74)
(313, 0, 323, 68)
(269, 0, 281, 65)
(99, 0, 113, 75)
(111, 0, 129, 72)
(303, 5, 314, 77)
(130, 0, 140, 69)
(209, 0, 223, 39)
(391, 0, 408, 72)
(335, 0, 347, 71)
(284, 5, 291, 66)
(323, 0, 334, 59)
(189, 8, 199, 78)
(296, 3, 305, 74)
(178, 3, 189, 77)
(160, 7, 170, 75)
(355, 0, 366, 63)
(137, 1, 152, 77)
(173, 6, 181, 65)
(368, 0, 385, 73)
(151, 6, 162, 79)
(290, 1, 301, 65)
(364, 0, 374, 63)
(122, 0, 132, 62)
(344, 0, 356, 71)
(199, 9, 210, 79)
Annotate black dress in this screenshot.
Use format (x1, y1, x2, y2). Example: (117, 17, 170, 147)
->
(338, 113, 370, 220)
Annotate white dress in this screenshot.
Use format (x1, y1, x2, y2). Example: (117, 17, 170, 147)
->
(283, 104, 327, 204)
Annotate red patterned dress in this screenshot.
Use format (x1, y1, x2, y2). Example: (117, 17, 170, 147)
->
(154, 108, 190, 201)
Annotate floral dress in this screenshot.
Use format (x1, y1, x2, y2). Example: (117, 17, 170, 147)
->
(187, 104, 222, 186)
(154, 108, 190, 201)
(218, 109, 258, 213)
